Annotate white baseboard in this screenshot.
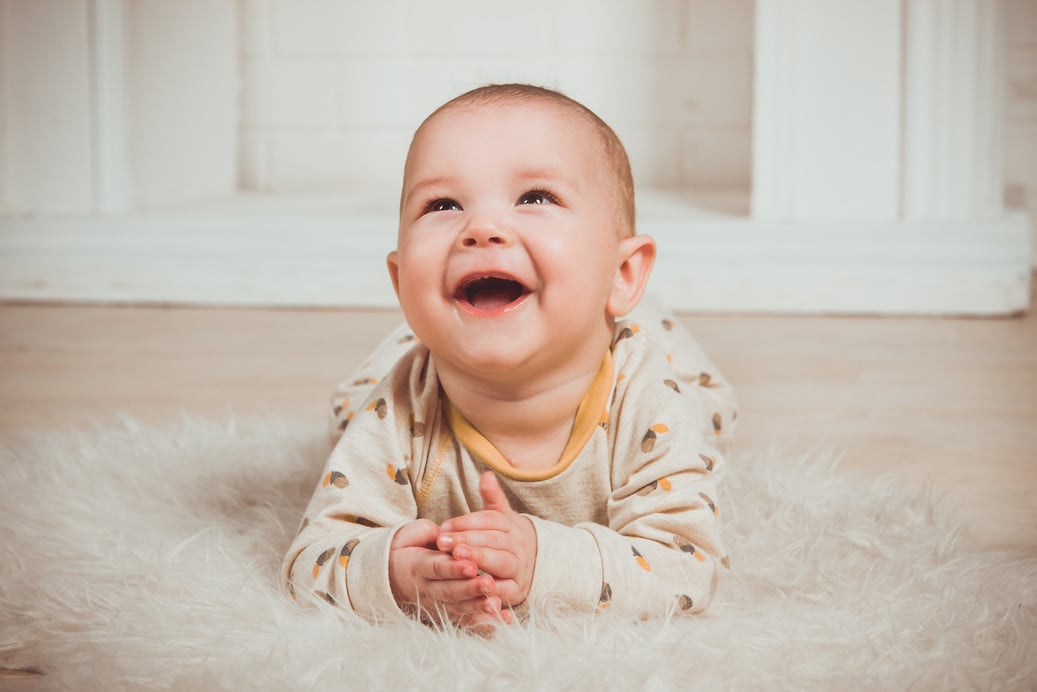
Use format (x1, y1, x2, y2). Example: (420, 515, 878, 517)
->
(0, 197, 1031, 315)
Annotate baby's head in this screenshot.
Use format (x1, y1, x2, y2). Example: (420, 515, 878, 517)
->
(388, 84, 655, 383)
(403, 84, 636, 236)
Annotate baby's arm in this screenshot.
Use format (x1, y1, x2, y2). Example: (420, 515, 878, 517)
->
(537, 424, 725, 616)
(284, 435, 503, 625)
(448, 453, 725, 618)
(289, 366, 506, 626)
(327, 322, 421, 448)
(628, 296, 739, 447)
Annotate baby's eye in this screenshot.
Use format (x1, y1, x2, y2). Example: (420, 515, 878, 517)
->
(425, 198, 461, 213)
(517, 190, 557, 206)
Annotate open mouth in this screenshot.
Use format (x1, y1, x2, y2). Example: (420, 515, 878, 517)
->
(455, 274, 531, 312)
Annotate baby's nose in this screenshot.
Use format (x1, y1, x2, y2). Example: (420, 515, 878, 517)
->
(460, 221, 512, 247)
(462, 233, 505, 247)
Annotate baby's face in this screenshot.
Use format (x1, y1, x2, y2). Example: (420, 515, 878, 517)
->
(389, 100, 627, 380)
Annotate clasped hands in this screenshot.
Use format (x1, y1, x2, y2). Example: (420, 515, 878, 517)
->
(388, 471, 536, 630)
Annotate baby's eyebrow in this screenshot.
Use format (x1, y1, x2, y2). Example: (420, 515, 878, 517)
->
(513, 167, 580, 193)
(401, 175, 457, 209)
(515, 167, 568, 182)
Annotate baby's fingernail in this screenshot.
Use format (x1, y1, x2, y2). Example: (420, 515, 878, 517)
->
(462, 564, 477, 578)
(439, 535, 454, 549)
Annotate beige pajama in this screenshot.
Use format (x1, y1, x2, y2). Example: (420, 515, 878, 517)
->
(283, 299, 737, 620)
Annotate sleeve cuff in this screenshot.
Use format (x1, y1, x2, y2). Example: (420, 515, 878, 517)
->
(343, 526, 404, 620)
(524, 515, 603, 610)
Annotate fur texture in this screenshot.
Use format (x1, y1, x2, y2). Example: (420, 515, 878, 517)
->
(1, 417, 1034, 690)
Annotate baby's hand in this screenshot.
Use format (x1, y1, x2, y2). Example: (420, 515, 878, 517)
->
(438, 472, 537, 609)
(388, 518, 508, 629)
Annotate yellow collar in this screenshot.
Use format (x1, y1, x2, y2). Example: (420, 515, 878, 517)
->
(444, 352, 614, 482)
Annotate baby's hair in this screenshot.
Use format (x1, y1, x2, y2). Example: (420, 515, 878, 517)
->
(410, 83, 636, 234)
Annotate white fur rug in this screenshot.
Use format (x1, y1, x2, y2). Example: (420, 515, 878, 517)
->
(1, 417, 1035, 691)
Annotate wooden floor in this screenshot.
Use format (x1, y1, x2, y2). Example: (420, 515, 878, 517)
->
(1, 289, 1035, 556)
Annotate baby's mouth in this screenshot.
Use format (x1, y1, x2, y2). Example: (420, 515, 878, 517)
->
(455, 275, 531, 312)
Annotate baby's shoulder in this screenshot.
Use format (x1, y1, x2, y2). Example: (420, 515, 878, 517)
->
(610, 310, 677, 381)
(330, 342, 441, 448)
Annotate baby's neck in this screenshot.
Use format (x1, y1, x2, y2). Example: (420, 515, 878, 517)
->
(438, 354, 607, 472)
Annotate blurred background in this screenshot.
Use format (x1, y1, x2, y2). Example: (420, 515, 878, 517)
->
(0, 0, 1034, 314)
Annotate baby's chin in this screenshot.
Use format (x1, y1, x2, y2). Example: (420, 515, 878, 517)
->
(435, 338, 545, 382)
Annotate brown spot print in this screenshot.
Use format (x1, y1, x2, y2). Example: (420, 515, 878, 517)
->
(673, 535, 707, 562)
(322, 470, 349, 489)
(666, 353, 673, 363)
(332, 397, 349, 416)
(676, 594, 694, 611)
(699, 453, 716, 472)
(632, 546, 651, 572)
(352, 377, 378, 387)
(337, 410, 355, 431)
(386, 464, 409, 485)
(615, 323, 640, 343)
(598, 408, 609, 431)
(409, 414, 426, 438)
(630, 547, 647, 572)
(663, 379, 680, 393)
(598, 582, 613, 609)
(315, 590, 336, 606)
(640, 423, 669, 453)
(637, 477, 673, 496)
(698, 372, 712, 387)
(699, 492, 718, 516)
(712, 412, 723, 433)
(367, 398, 388, 419)
(339, 538, 360, 568)
(313, 547, 335, 578)
(661, 318, 675, 331)
(288, 581, 297, 600)
(340, 514, 378, 527)
(721, 556, 731, 570)
(397, 333, 416, 344)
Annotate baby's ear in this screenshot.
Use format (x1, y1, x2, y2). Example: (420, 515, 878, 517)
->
(607, 234, 656, 317)
(386, 251, 401, 298)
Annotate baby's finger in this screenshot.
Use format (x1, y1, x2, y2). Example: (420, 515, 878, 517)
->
(451, 544, 520, 579)
(424, 573, 495, 604)
(457, 596, 512, 633)
(437, 527, 509, 553)
(488, 578, 526, 608)
(392, 519, 440, 550)
(440, 510, 510, 534)
(414, 551, 479, 581)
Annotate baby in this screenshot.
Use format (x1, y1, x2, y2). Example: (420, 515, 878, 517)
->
(282, 84, 737, 629)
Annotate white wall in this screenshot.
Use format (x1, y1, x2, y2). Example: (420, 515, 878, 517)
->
(1004, 0, 1037, 264)
(0, 1, 93, 212)
(0, 0, 1031, 313)
(0, 0, 237, 213)
(125, 0, 237, 210)
(237, 0, 754, 205)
